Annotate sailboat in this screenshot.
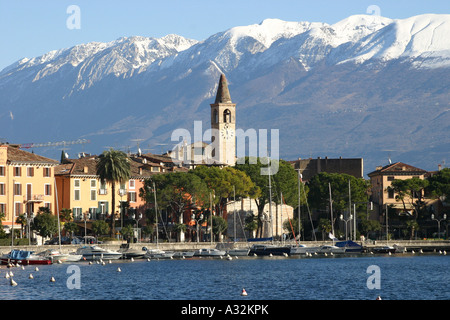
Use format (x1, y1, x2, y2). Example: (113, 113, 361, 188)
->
(248, 166, 290, 257)
(144, 181, 175, 259)
(226, 186, 250, 256)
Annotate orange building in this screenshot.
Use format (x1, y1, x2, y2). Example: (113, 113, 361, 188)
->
(0, 144, 59, 230)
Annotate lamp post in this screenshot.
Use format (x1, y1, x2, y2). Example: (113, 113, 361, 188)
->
(83, 212, 91, 244)
(132, 212, 142, 243)
(191, 212, 204, 243)
(25, 212, 34, 245)
(340, 214, 353, 240)
(431, 213, 447, 239)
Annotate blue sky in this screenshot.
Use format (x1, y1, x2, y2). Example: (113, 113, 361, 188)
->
(0, 0, 449, 71)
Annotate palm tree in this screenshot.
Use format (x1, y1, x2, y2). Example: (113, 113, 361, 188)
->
(96, 148, 131, 238)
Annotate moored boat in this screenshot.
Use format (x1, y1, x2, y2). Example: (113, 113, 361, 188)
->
(317, 245, 346, 254)
(372, 246, 397, 254)
(249, 244, 291, 256)
(194, 248, 226, 257)
(335, 240, 363, 253)
(1, 249, 52, 265)
(288, 244, 320, 255)
(227, 248, 250, 256)
(75, 245, 122, 260)
(145, 249, 174, 259)
(119, 244, 146, 259)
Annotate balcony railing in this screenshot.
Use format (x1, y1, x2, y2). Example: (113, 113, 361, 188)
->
(24, 194, 44, 202)
(98, 189, 108, 195)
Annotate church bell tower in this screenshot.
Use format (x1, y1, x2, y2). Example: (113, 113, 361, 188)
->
(210, 74, 236, 166)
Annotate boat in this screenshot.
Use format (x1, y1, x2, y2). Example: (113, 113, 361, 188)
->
(249, 244, 291, 256)
(335, 240, 363, 253)
(37, 249, 71, 263)
(317, 245, 346, 254)
(145, 249, 174, 259)
(227, 248, 250, 256)
(75, 246, 122, 260)
(372, 246, 397, 254)
(288, 244, 320, 255)
(118, 244, 146, 259)
(173, 251, 195, 259)
(194, 248, 226, 257)
(1, 249, 52, 265)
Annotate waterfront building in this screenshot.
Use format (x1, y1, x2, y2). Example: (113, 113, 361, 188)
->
(227, 198, 294, 240)
(368, 161, 428, 216)
(54, 154, 156, 230)
(289, 156, 364, 182)
(0, 144, 59, 231)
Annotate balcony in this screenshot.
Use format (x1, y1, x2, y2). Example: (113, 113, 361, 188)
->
(98, 189, 108, 195)
(24, 194, 44, 202)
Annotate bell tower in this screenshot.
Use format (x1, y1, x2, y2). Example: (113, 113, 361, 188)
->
(210, 74, 236, 166)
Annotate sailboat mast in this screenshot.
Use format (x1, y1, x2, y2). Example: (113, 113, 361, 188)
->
(268, 166, 273, 243)
(233, 186, 236, 242)
(329, 182, 334, 236)
(54, 177, 62, 251)
(153, 181, 158, 248)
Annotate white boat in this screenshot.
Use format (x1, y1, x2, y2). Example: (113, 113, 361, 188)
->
(145, 249, 174, 259)
(173, 251, 195, 258)
(66, 252, 83, 262)
(194, 248, 226, 257)
(288, 244, 320, 255)
(318, 245, 346, 254)
(75, 246, 122, 260)
(37, 249, 72, 262)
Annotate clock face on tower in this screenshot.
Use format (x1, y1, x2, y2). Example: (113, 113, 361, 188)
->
(221, 124, 234, 140)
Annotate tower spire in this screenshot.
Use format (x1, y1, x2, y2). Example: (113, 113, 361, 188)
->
(215, 74, 232, 104)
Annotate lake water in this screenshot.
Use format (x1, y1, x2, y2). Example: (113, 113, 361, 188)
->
(1, 253, 448, 302)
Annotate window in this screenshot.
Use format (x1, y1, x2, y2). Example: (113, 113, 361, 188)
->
(0, 166, 5, 176)
(73, 207, 82, 220)
(387, 176, 395, 181)
(43, 167, 51, 177)
(44, 184, 52, 196)
(27, 167, 34, 177)
(0, 183, 5, 196)
(13, 167, 21, 177)
(90, 189, 97, 201)
(99, 181, 107, 194)
(74, 179, 80, 188)
(128, 191, 137, 203)
(90, 179, 97, 188)
(213, 109, 218, 123)
(0, 203, 5, 214)
(15, 202, 23, 216)
(129, 180, 135, 189)
(74, 189, 80, 201)
(44, 202, 51, 210)
(223, 109, 231, 123)
(14, 183, 22, 196)
(388, 188, 394, 199)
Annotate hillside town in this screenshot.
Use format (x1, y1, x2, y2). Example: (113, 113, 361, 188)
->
(0, 75, 448, 247)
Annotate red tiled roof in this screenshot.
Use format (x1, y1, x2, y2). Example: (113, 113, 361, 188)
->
(3, 145, 58, 165)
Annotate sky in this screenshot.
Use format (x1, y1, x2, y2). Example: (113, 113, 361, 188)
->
(0, 0, 449, 71)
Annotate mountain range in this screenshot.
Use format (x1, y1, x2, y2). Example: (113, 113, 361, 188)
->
(1, 13, 449, 175)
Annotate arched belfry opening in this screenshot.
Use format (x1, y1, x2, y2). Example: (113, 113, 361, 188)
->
(223, 109, 231, 123)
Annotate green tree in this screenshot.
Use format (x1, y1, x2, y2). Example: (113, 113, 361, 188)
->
(32, 210, 58, 239)
(120, 224, 134, 242)
(359, 218, 382, 239)
(96, 148, 131, 237)
(91, 220, 110, 238)
(234, 157, 301, 238)
(140, 171, 209, 242)
(388, 177, 429, 219)
(426, 168, 450, 199)
(63, 221, 79, 237)
(212, 215, 227, 241)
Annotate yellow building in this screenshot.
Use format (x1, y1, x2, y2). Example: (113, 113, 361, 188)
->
(368, 162, 427, 215)
(54, 154, 156, 223)
(0, 144, 59, 229)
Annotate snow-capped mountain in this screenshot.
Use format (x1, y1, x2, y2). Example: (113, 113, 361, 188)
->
(1, 14, 449, 173)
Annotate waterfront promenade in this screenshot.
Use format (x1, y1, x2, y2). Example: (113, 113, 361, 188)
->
(1, 240, 449, 256)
